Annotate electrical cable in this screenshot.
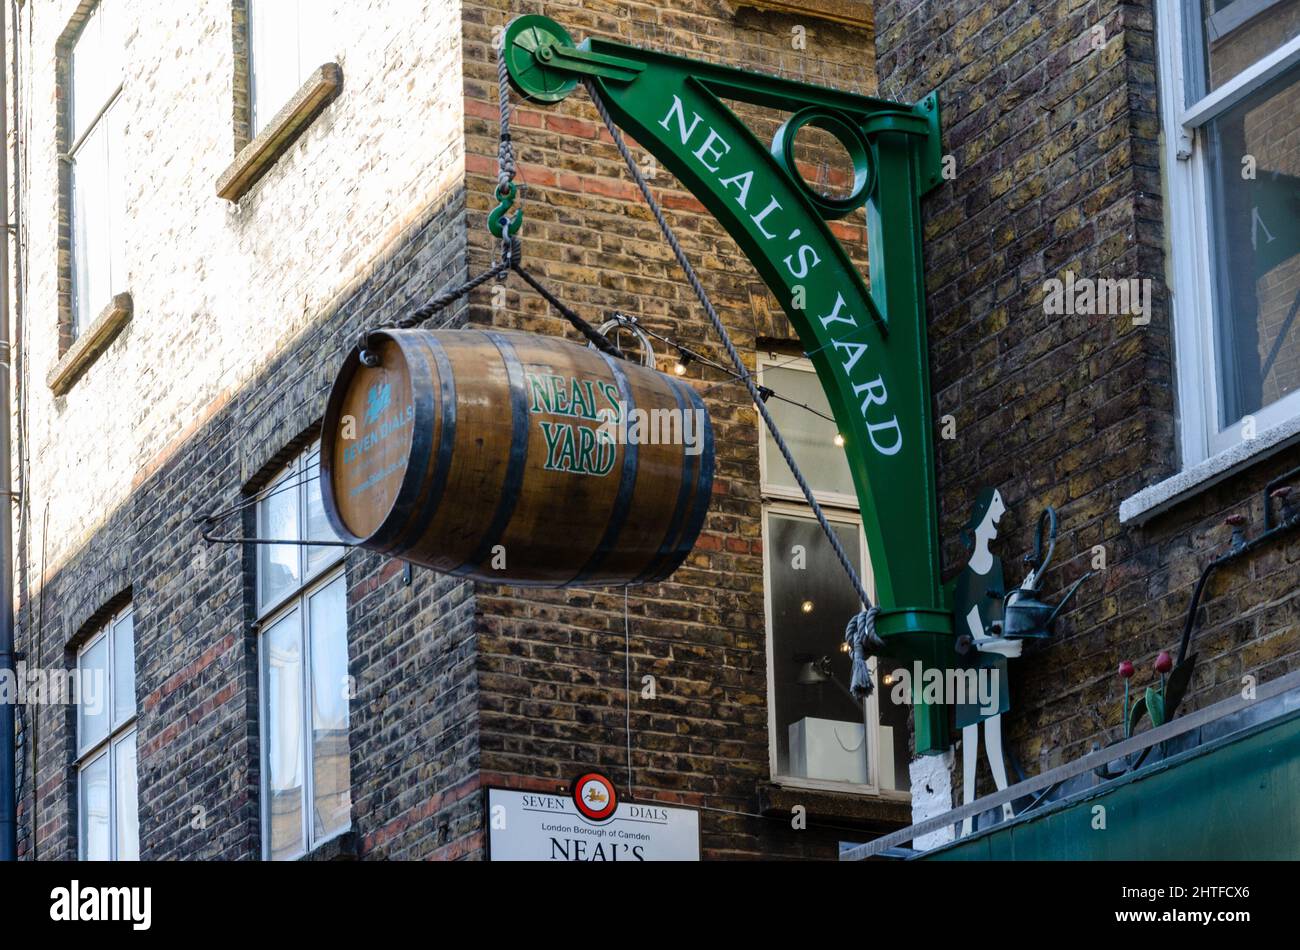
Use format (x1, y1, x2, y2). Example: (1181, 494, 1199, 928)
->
(624, 584, 633, 799)
(584, 78, 875, 612)
(631, 321, 840, 425)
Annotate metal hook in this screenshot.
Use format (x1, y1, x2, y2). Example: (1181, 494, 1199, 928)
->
(488, 182, 523, 238)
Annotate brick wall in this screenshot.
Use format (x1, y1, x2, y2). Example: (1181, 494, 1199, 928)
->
(26, 0, 1280, 862)
(15, 0, 479, 859)
(20, 0, 466, 578)
(20, 200, 484, 859)
(15, 0, 913, 862)
(460, 0, 914, 859)
(871, 0, 1300, 808)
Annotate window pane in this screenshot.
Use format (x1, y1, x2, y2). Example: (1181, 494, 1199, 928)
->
(259, 471, 301, 611)
(760, 364, 857, 497)
(262, 610, 305, 860)
(113, 730, 139, 861)
(79, 752, 111, 861)
(1206, 68, 1300, 426)
(99, 0, 123, 90)
(305, 448, 339, 575)
(72, 122, 110, 334)
(308, 575, 351, 841)
(70, 5, 104, 143)
(1187, 0, 1300, 102)
(767, 510, 869, 784)
(78, 634, 110, 751)
(297, 0, 333, 76)
(249, 0, 303, 135)
(112, 611, 135, 727)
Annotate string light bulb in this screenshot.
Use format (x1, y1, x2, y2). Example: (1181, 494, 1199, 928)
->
(833, 432, 845, 447)
(800, 599, 815, 614)
(673, 350, 692, 376)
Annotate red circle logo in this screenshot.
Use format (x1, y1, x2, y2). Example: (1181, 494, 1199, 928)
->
(572, 772, 618, 822)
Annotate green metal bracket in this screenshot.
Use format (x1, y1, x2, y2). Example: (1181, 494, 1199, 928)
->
(535, 43, 646, 83)
(502, 16, 954, 752)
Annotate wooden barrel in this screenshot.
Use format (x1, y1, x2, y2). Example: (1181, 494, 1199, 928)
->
(320, 328, 714, 586)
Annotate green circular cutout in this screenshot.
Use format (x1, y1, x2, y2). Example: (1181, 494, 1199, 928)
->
(771, 109, 876, 220)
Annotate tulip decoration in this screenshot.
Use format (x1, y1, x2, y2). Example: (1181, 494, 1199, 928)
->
(1119, 649, 1198, 739)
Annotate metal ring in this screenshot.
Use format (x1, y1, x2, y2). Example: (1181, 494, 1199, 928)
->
(591, 312, 656, 367)
(770, 108, 876, 220)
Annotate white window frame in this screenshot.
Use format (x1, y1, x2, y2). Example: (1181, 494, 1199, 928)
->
(67, 0, 125, 337)
(255, 443, 351, 861)
(1157, 0, 1300, 465)
(76, 605, 137, 861)
(756, 354, 861, 511)
(757, 355, 906, 801)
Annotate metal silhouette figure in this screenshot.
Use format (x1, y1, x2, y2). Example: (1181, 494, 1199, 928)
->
(951, 488, 1018, 835)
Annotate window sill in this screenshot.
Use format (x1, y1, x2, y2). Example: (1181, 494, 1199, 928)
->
(1119, 415, 1300, 524)
(757, 782, 911, 830)
(47, 292, 132, 396)
(296, 829, 357, 862)
(216, 62, 342, 202)
(734, 1, 872, 28)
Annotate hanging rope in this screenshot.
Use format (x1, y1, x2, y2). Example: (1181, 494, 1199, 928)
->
(377, 47, 519, 335)
(496, 50, 517, 193)
(360, 47, 623, 361)
(510, 261, 624, 357)
(377, 234, 515, 338)
(583, 78, 884, 672)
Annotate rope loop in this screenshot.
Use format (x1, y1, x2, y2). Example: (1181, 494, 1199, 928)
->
(845, 607, 884, 698)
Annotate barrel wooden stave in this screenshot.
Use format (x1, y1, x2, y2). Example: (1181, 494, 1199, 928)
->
(321, 328, 714, 587)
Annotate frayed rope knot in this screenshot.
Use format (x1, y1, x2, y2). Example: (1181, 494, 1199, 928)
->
(844, 607, 885, 699)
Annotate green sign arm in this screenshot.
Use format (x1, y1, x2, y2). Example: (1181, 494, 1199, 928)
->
(504, 17, 955, 751)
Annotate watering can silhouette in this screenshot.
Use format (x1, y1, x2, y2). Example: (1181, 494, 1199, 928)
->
(998, 507, 1091, 639)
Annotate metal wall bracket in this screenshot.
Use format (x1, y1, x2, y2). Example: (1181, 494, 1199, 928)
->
(504, 15, 954, 750)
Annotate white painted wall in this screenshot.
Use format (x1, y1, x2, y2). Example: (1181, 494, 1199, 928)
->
(13, 0, 465, 577)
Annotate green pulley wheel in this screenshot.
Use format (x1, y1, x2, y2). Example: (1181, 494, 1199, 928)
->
(502, 15, 578, 104)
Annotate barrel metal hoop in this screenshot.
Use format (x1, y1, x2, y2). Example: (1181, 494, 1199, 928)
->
(568, 351, 641, 585)
(452, 331, 530, 575)
(653, 383, 714, 582)
(389, 334, 458, 555)
(628, 376, 696, 586)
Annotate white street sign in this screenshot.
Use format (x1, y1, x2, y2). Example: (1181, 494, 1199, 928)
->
(487, 787, 701, 861)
